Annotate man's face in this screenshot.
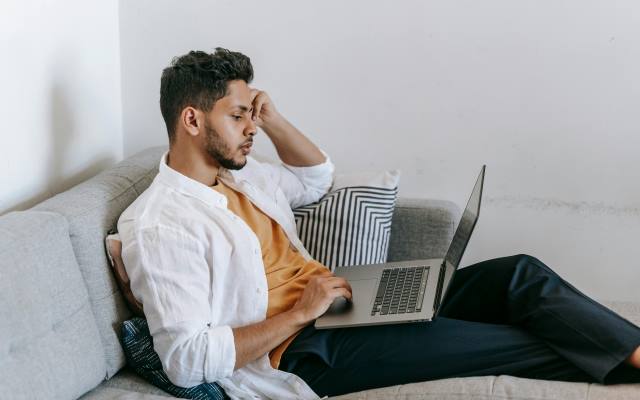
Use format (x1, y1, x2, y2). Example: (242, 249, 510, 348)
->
(202, 79, 256, 170)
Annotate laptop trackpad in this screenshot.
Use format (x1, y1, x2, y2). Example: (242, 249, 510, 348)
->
(315, 278, 378, 328)
(327, 278, 376, 315)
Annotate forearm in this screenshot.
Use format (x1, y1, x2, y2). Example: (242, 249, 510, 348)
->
(261, 115, 326, 167)
(232, 308, 309, 370)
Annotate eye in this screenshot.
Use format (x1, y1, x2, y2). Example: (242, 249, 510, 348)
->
(233, 115, 242, 120)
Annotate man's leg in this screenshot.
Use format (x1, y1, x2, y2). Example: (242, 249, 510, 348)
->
(280, 254, 640, 396)
(438, 254, 640, 382)
(280, 318, 594, 397)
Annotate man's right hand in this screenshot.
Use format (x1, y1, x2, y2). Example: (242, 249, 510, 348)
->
(291, 275, 353, 323)
(232, 274, 353, 370)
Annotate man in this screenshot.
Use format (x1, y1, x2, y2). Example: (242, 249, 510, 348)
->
(118, 48, 640, 399)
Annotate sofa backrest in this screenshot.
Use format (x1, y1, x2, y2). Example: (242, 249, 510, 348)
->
(387, 198, 459, 262)
(32, 146, 165, 378)
(0, 211, 106, 399)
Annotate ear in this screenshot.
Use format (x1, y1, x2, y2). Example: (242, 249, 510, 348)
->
(180, 107, 201, 137)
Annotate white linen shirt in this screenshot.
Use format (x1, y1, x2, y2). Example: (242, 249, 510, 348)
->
(117, 150, 334, 399)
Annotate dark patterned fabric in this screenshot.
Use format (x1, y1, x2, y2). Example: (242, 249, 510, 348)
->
(121, 318, 228, 399)
(293, 185, 398, 269)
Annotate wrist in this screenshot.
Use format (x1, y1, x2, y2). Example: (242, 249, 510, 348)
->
(287, 308, 312, 328)
(260, 113, 288, 137)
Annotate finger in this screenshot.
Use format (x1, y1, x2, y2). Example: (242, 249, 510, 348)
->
(333, 288, 353, 301)
(345, 280, 353, 295)
(252, 95, 263, 121)
(323, 276, 351, 291)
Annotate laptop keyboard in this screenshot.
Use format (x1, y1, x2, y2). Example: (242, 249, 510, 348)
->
(371, 266, 429, 316)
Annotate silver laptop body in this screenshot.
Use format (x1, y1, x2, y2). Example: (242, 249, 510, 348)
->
(315, 166, 485, 329)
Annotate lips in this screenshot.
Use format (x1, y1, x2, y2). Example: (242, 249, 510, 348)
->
(240, 141, 252, 155)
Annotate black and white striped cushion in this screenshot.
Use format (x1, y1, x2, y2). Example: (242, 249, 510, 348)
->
(293, 171, 399, 270)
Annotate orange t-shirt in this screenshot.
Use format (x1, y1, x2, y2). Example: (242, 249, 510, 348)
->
(212, 179, 332, 369)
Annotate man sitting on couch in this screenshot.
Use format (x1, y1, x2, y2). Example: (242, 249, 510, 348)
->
(117, 48, 640, 399)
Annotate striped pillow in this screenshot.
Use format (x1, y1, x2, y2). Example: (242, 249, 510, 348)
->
(293, 170, 400, 271)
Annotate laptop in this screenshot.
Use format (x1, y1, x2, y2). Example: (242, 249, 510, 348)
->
(315, 165, 485, 329)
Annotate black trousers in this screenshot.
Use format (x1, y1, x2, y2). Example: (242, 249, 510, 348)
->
(278, 254, 640, 398)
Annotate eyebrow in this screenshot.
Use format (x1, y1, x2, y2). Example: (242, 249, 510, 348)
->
(231, 105, 253, 113)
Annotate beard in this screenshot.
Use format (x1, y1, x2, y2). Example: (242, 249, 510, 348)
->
(203, 120, 247, 170)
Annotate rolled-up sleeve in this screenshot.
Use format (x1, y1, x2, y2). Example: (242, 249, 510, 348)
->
(120, 225, 236, 388)
(257, 150, 335, 209)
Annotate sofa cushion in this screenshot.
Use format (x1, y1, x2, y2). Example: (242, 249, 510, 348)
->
(121, 318, 227, 399)
(79, 368, 174, 399)
(293, 170, 400, 270)
(33, 146, 167, 378)
(387, 198, 460, 261)
(0, 211, 106, 399)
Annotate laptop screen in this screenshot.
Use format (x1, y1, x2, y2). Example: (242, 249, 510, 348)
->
(443, 166, 485, 270)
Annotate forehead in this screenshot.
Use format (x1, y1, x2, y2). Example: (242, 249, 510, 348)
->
(218, 80, 252, 111)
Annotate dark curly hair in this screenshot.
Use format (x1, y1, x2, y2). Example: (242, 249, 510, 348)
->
(160, 48, 254, 142)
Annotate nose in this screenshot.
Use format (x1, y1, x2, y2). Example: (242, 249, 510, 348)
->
(245, 117, 257, 137)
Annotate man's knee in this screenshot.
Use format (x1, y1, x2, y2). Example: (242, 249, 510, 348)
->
(512, 253, 557, 277)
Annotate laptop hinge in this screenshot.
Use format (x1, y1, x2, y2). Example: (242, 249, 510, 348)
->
(432, 262, 447, 313)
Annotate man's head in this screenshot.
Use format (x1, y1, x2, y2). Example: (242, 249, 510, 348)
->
(160, 48, 256, 170)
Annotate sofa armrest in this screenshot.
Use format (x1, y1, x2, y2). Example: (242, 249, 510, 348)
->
(387, 198, 461, 262)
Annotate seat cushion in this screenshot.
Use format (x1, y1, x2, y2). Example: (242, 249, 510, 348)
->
(79, 368, 174, 399)
(328, 375, 640, 399)
(0, 211, 106, 399)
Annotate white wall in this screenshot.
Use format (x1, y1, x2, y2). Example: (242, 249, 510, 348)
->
(0, 0, 123, 214)
(120, 0, 640, 301)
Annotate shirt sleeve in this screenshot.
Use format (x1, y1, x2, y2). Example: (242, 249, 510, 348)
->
(120, 225, 236, 387)
(255, 150, 335, 209)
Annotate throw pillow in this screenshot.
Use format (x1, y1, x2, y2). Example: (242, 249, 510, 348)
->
(121, 317, 228, 399)
(105, 231, 144, 317)
(293, 170, 400, 271)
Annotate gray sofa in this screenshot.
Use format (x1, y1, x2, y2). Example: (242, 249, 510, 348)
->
(1, 146, 639, 400)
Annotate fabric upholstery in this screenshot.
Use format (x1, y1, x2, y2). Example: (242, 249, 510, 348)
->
(0, 211, 106, 400)
(33, 146, 165, 378)
(80, 387, 173, 400)
(387, 198, 460, 262)
(79, 368, 173, 399)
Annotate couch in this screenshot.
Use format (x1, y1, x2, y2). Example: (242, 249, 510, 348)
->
(1, 146, 639, 400)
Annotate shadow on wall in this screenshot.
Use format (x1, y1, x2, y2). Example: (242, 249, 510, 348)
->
(1, 79, 115, 215)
